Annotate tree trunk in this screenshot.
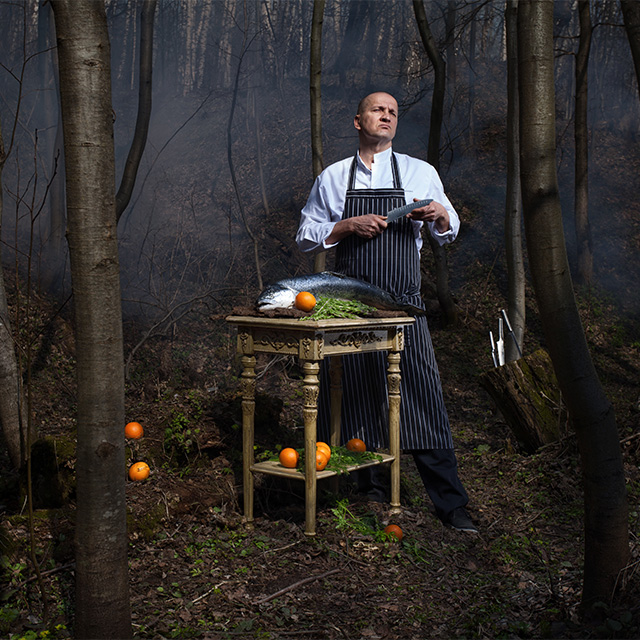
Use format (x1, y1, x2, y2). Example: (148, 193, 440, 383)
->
(310, 0, 326, 274)
(0, 70, 31, 472)
(517, 0, 628, 613)
(412, 0, 458, 326)
(51, 2, 132, 637)
(621, 0, 640, 103)
(574, 0, 593, 286)
(116, 0, 157, 222)
(504, 0, 525, 362)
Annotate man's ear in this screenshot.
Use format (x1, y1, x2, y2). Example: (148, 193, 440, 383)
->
(354, 115, 361, 131)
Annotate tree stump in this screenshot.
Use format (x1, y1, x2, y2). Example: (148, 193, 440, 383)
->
(478, 348, 565, 454)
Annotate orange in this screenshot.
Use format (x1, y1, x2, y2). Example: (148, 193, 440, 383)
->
(125, 421, 144, 439)
(384, 524, 403, 541)
(315, 450, 329, 471)
(295, 291, 316, 312)
(316, 442, 331, 460)
(346, 438, 366, 453)
(128, 461, 150, 481)
(279, 447, 299, 469)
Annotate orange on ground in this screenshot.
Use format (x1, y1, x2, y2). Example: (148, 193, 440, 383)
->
(128, 461, 150, 481)
(279, 447, 299, 468)
(346, 438, 366, 453)
(124, 421, 144, 439)
(384, 524, 403, 541)
(295, 291, 316, 312)
(316, 442, 331, 460)
(315, 450, 329, 471)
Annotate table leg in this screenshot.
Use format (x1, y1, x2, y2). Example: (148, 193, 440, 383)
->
(302, 360, 320, 536)
(387, 351, 401, 512)
(240, 354, 256, 527)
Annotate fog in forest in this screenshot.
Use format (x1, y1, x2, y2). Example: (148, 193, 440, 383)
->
(1, 0, 639, 327)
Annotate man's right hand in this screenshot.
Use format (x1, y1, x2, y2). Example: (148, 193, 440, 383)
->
(326, 214, 387, 244)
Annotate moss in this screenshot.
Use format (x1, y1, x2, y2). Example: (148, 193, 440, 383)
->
(127, 503, 166, 541)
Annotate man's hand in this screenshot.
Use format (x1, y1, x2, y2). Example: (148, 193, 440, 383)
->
(349, 214, 388, 239)
(407, 198, 450, 233)
(326, 214, 387, 244)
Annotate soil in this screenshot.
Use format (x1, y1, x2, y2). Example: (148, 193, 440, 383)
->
(1, 279, 639, 640)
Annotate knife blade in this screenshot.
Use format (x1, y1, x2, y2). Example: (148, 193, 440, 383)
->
(384, 199, 433, 223)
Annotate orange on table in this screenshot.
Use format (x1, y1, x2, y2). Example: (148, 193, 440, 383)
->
(316, 442, 331, 460)
(346, 438, 366, 453)
(384, 524, 403, 541)
(315, 450, 329, 471)
(295, 291, 316, 312)
(128, 461, 150, 481)
(125, 421, 144, 439)
(279, 447, 299, 469)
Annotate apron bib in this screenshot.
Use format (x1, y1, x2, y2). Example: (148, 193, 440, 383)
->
(319, 154, 453, 450)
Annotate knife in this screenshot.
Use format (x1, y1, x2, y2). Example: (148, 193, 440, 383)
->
(384, 199, 433, 223)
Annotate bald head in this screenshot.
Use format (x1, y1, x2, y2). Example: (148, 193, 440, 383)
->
(356, 92, 397, 117)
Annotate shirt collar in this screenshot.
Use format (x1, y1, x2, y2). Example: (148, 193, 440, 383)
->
(356, 146, 393, 172)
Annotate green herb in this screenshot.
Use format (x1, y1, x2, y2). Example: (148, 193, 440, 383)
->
(301, 296, 376, 321)
(267, 445, 382, 474)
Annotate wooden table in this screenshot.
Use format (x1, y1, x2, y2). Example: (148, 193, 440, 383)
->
(226, 315, 415, 536)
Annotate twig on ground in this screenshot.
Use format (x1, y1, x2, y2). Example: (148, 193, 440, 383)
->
(252, 567, 341, 605)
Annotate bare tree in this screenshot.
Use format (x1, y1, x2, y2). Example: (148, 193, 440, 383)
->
(517, 0, 629, 613)
(310, 0, 326, 273)
(574, 0, 593, 287)
(51, 1, 132, 637)
(412, 0, 458, 326)
(620, 0, 640, 102)
(504, 0, 525, 361)
(0, 28, 33, 471)
(116, 0, 157, 222)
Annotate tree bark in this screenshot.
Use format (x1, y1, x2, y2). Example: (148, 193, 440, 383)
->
(412, 0, 458, 326)
(51, 2, 132, 637)
(0, 57, 32, 472)
(574, 0, 593, 286)
(517, 0, 628, 613)
(310, 0, 326, 274)
(504, 0, 525, 362)
(115, 0, 157, 222)
(621, 0, 640, 103)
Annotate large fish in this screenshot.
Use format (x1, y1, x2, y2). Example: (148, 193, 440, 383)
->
(256, 271, 423, 314)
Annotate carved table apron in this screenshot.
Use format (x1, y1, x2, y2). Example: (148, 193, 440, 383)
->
(226, 315, 415, 536)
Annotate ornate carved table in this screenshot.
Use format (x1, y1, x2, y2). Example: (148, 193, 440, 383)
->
(226, 315, 415, 536)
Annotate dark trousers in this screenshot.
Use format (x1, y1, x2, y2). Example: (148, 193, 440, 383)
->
(411, 448, 468, 520)
(357, 448, 468, 520)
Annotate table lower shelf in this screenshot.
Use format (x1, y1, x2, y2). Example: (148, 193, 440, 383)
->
(251, 453, 395, 481)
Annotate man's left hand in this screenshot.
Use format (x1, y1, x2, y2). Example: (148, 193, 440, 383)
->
(407, 198, 450, 233)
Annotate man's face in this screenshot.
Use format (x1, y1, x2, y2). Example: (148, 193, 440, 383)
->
(354, 93, 398, 146)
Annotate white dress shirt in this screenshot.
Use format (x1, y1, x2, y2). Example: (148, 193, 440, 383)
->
(296, 146, 460, 254)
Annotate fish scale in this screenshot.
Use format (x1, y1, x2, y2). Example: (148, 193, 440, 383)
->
(256, 271, 423, 315)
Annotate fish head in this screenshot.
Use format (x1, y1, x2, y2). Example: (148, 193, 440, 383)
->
(256, 284, 296, 311)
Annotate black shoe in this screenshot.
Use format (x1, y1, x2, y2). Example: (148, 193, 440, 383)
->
(443, 507, 478, 533)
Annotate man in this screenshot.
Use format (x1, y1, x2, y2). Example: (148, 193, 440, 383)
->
(296, 91, 476, 533)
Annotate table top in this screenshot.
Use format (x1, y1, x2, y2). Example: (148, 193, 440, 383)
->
(227, 314, 415, 359)
(226, 314, 415, 330)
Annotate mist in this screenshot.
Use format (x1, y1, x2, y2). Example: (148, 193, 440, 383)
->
(1, 0, 638, 327)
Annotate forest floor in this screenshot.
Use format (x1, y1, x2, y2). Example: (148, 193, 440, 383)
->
(1, 267, 640, 639)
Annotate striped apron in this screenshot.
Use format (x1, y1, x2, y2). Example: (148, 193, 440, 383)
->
(318, 153, 453, 451)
